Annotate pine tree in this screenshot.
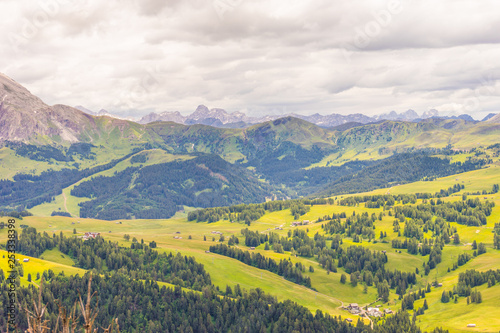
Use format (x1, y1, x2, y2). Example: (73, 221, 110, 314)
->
(494, 233, 500, 249)
(350, 273, 358, 287)
(478, 242, 486, 255)
(441, 291, 449, 303)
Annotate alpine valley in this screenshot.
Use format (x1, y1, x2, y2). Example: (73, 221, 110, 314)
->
(2, 72, 500, 332)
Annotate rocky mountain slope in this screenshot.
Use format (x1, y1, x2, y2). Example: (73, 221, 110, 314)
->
(0, 73, 97, 142)
(487, 113, 500, 123)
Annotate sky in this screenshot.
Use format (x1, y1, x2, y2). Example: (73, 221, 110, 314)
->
(1, 0, 500, 120)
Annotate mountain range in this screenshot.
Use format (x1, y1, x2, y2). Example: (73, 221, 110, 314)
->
(2, 71, 500, 220)
(1, 72, 499, 146)
(1, 71, 494, 138)
(136, 105, 483, 128)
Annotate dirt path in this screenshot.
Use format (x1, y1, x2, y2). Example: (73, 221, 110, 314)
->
(62, 191, 69, 213)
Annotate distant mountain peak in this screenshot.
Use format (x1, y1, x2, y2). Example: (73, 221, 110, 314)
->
(74, 106, 137, 122)
(482, 113, 498, 122)
(75, 105, 95, 115)
(487, 113, 500, 123)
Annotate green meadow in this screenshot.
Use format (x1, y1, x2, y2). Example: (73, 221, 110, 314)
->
(2, 148, 500, 332)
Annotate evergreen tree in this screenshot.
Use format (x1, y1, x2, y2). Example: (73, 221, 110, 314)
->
(441, 291, 450, 303)
(351, 273, 358, 287)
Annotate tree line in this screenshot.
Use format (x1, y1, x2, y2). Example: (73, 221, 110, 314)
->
(73, 154, 271, 220)
(209, 243, 312, 288)
(18, 228, 211, 290)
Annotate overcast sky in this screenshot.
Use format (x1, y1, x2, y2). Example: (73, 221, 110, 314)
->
(1, 0, 499, 119)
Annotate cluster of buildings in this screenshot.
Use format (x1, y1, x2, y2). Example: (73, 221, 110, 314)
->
(291, 220, 310, 227)
(347, 303, 361, 314)
(346, 303, 390, 318)
(366, 307, 382, 317)
(82, 232, 100, 241)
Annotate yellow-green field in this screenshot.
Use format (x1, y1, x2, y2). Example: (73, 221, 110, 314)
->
(2, 150, 500, 332)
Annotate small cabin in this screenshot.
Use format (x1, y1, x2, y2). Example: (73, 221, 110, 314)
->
(348, 303, 359, 310)
(467, 324, 476, 327)
(23, 258, 29, 262)
(250, 247, 256, 250)
(205, 250, 210, 253)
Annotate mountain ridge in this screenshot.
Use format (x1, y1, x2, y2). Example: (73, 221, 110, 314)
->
(0, 73, 496, 153)
(137, 104, 482, 128)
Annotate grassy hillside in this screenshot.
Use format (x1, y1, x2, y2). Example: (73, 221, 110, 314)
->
(4, 156, 500, 332)
(2, 118, 500, 331)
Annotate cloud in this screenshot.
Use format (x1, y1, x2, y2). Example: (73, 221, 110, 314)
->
(0, 0, 499, 119)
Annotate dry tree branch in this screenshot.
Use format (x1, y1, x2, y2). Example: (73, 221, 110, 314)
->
(77, 274, 99, 333)
(23, 277, 50, 333)
(56, 300, 79, 333)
